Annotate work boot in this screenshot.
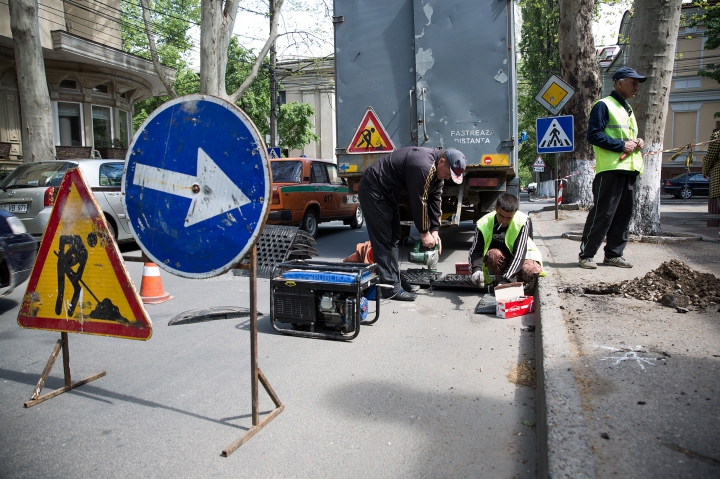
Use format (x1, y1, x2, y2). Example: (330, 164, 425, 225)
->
(578, 258, 597, 269)
(603, 256, 633, 268)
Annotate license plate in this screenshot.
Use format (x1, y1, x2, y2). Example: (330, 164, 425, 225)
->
(346, 195, 359, 204)
(0, 204, 28, 214)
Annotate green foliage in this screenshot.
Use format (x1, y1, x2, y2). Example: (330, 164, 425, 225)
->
(120, 0, 200, 70)
(517, 0, 560, 179)
(278, 102, 320, 151)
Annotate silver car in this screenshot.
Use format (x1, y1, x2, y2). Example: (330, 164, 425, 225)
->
(0, 159, 133, 243)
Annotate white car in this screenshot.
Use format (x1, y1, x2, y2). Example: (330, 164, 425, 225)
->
(0, 159, 133, 243)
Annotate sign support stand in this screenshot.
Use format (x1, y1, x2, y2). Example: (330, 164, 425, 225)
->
(24, 332, 106, 408)
(555, 153, 560, 220)
(222, 245, 284, 457)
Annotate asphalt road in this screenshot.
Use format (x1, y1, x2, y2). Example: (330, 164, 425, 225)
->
(0, 214, 538, 478)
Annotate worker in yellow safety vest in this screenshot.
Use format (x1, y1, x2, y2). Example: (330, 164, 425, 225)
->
(468, 193, 544, 290)
(579, 66, 646, 270)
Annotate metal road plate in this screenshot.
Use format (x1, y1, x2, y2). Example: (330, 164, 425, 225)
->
(431, 274, 483, 291)
(122, 95, 270, 279)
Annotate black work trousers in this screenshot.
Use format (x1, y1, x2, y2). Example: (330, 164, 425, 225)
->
(358, 176, 402, 292)
(579, 170, 636, 260)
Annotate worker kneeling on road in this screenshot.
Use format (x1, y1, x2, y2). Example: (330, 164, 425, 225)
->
(468, 193, 544, 290)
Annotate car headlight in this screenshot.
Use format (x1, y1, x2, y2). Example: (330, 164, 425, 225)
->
(6, 216, 27, 234)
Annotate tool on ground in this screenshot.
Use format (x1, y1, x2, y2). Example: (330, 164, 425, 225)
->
(408, 241, 439, 272)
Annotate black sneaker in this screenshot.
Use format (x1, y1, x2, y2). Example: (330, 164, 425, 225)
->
(391, 290, 416, 301)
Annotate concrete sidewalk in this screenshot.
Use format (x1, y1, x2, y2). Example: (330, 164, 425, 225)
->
(531, 196, 720, 478)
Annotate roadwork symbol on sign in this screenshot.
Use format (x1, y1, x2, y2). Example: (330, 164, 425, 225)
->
(18, 168, 152, 340)
(536, 115, 574, 154)
(123, 94, 270, 279)
(347, 107, 395, 154)
(533, 156, 546, 168)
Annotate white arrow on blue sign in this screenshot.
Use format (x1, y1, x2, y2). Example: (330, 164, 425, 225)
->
(122, 94, 270, 279)
(536, 115, 574, 154)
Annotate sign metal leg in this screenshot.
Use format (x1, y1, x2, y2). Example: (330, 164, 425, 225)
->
(24, 332, 106, 408)
(222, 245, 284, 457)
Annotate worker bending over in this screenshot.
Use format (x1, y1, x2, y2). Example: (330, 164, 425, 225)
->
(468, 193, 543, 289)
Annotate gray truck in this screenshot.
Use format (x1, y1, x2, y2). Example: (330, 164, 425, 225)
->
(333, 0, 519, 227)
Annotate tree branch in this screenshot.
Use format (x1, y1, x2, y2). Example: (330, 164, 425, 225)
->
(228, 0, 286, 103)
(140, 0, 177, 98)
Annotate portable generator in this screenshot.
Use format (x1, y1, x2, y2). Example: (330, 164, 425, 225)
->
(270, 260, 382, 341)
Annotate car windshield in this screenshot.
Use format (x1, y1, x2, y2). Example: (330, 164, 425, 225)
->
(0, 162, 74, 189)
(271, 161, 302, 183)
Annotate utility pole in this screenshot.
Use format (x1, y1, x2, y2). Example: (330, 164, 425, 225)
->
(269, 0, 278, 148)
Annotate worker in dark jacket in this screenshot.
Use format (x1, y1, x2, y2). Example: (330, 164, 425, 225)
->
(579, 66, 646, 270)
(358, 147, 466, 301)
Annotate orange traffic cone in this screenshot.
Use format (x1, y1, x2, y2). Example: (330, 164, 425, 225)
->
(139, 262, 173, 304)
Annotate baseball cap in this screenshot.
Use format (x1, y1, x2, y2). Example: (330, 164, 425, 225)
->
(445, 149, 466, 184)
(612, 67, 647, 83)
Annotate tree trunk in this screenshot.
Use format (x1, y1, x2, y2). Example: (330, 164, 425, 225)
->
(557, 0, 599, 207)
(200, 0, 238, 97)
(628, 0, 682, 236)
(8, 0, 55, 163)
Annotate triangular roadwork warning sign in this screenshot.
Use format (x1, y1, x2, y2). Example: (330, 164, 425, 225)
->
(533, 156, 546, 168)
(18, 168, 152, 340)
(538, 119, 572, 149)
(347, 107, 395, 154)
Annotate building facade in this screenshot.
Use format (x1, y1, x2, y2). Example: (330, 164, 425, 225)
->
(277, 57, 335, 160)
(0, 0, 173, 167)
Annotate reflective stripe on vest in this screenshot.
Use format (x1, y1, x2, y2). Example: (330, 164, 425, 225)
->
(593, 96, 643, 175)
(475, 211, 544, 282)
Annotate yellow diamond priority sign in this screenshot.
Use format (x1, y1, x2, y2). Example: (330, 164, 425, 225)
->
(535, 75, 575, 115)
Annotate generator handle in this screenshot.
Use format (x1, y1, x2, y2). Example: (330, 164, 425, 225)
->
(409, 89, 416, 140)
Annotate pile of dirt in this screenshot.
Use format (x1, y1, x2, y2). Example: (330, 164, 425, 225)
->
(582, 260, 720, 310)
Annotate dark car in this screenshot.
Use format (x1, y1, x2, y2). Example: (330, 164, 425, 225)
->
(663, 173, 710, 199)
(0, 209, 38, 297)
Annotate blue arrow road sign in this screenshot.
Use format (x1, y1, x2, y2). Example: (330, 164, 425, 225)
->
(536, 115, 574, 154)
(122, 95, 270, 279)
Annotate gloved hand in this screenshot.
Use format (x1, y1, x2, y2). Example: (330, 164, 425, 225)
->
(471, 270, 484, 287)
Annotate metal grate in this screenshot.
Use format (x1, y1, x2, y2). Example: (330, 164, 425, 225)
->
(401, 268, 442, 288)
(431, 274, 483, 291)
(234, 225, 319, 278)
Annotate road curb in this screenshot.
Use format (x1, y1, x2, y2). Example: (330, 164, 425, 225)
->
(560, 231, 702, 243)
(536, 271, 597, 479)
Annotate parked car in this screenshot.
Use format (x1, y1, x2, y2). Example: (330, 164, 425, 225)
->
(0, 159, 133, 243)
(663, 173, 709, 199)
(0, 209, 37, 297)
(268, 157, 363, 237)
(527, 182, 537, 193)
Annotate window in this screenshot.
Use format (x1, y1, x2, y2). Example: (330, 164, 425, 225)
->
(99, 163, 124, 186)
(311, 162, 329, 183)
(118, 110, 129, 147)
(270, 161, 302, 183)
(92, 105, 112, 147)
(59, 79, 78, 90)
(93, 84, 109, 94)
(57, 102, 83, 146)
(326, 164, 343, 185)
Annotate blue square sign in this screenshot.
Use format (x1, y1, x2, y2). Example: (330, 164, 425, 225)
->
(536, 115, 574, 154)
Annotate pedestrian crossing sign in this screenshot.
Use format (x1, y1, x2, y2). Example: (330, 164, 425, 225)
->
(536, 115, 574, 154)
(17, 167, 152, 340)
(347, 107, 395, 154)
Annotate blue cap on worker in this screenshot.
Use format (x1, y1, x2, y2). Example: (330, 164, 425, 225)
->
(612, 67, 647, 83)
(445, 148, 466, 185)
